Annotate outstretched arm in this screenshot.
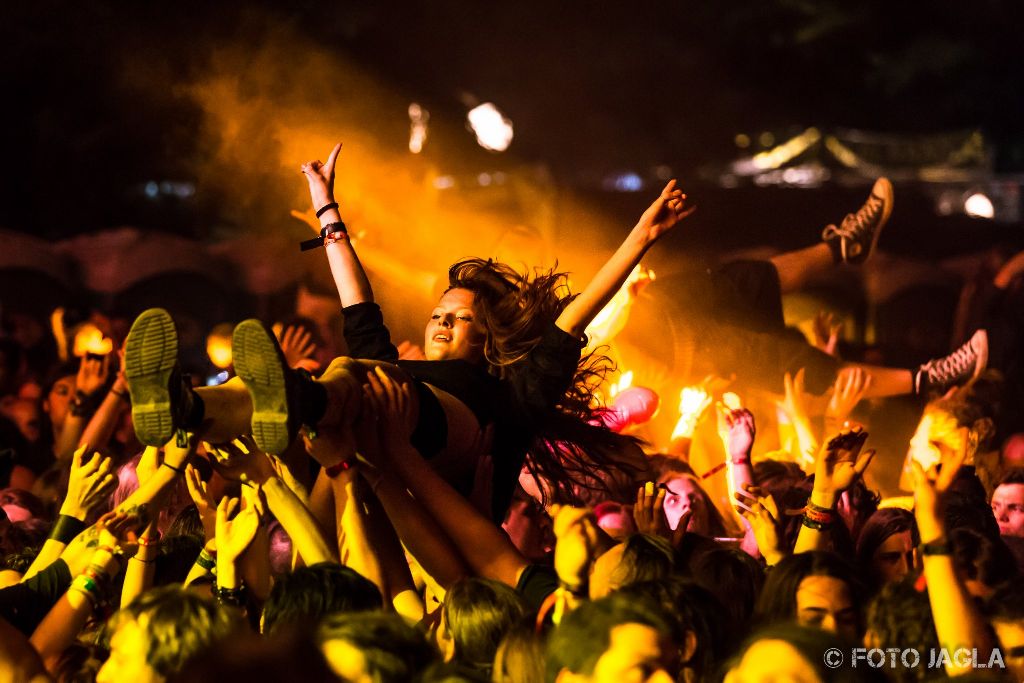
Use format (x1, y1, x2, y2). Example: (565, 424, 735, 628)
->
(555, 180, 694, 339)
(301, 143, 374, 307)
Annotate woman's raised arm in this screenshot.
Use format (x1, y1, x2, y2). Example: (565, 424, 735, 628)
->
(301, 142, 374, 307)
(555, 180, 694, 339)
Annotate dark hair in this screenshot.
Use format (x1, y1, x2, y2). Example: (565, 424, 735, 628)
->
(52, 642, 107, 683)
(262, 562, 382, 634)
(446, 258, 642, 507)
(443, 577, 527, 673)
(687, 545, 765, 625)
(169, 626, 337, 683)
(754, 551, 865, 634)
(985, 581, 1024, 622)
(856, 508, 919, 588)
(864, 580, 939, 683)
(653, 471, 729, 538)
(951, 527, 1019, 590)
(545, 591, 672, 683)
(320, 611, 438, 683)
(165, 503, 205, 545)
(493, 623, 545, 683)
(610, 533, 675, 589)
(730, 623, 886, 683)
(615, 579, 729, 682)
(995, 467, 1024, 488)
(109, 585, 241, 677)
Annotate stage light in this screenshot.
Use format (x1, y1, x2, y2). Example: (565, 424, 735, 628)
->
(207, 323, 234, 369)
(467, 102, 513, 152)
(73, 324, 113, 357)
(433, 175, 455, 190)
(734, 134, 750, 149)
(964, 192, 994, 219)
(408, 103, 429, 154)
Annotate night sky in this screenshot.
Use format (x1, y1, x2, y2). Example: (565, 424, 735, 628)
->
(3, 0, 1022, 242)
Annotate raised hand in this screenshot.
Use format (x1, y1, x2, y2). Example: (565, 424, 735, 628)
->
(206, 436, 276, 486)
(719, 406, 756, 461)
(550, 505, 599, 594)
(632, 481, 674, 539)
(634, 180, 696, 243)
(275, 324, 319, 371)
(812, 311, 842, 357)
(185, 463, 217, 541)
(76, 353, 110, 397)
(825, 367, 872, 429)
(813, 428, 875, 507)
(912, 421, 969, 537)
(215, 497, 259, 562)
(61, 444, 116, 520)
(300, 143, 342, 210)
(94, 509, 145, 551)
(670, 385, 713, 441)
(737, 484, 784, 565)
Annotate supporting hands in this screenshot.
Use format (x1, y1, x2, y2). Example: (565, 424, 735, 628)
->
(61, 444, 116, 520)
(634, 180, 696, 244)
(206, 436, 276, 487)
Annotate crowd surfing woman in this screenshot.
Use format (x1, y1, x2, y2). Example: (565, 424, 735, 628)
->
(122, 142, 696, 517)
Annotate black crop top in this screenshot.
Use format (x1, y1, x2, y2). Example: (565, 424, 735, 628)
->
(342, 302, 581, 519)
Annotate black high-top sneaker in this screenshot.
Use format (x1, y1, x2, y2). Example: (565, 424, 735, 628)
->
(822, 178, 894, 265)
(232, 319, 304, 455)
(915, 329, 989, 395)
(124, 308, 195, 446)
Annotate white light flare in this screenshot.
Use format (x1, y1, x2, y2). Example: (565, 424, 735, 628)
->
(964, 192, 994, 219)
(467, 102, 513, 152)
(409, 103, 429, 154)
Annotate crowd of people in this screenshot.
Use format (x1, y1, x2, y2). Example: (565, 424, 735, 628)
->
(1, 141, 1023, 682)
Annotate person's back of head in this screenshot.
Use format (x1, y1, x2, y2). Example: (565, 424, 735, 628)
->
(169, 626, 337, 683)
(951, 527, 1019, 596)
(546, 591, 673, 683)
(688, 545, 765, 625)
(99, 585, 242, 681)
(864, 580, 939, 683)
(262, 562, 382, 634)
(727, 623, 887, 683)
(442, 577, 527, 674)
(319, 611, 438, 683)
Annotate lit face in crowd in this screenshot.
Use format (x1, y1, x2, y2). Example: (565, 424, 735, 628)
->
(991, 482, 1024, 538)
(424, 288, 487, 363)
(794, 575, 859, 643)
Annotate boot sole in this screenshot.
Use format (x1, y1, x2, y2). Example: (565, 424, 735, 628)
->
(124, 308, 178, 446)
(233, 320, 292, 455)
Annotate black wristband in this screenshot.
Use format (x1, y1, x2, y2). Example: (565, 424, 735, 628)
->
(214, 583, 247, 607)
(315, 202, 339, 218)
(300, 221, 348, 252)
(920, 540, 951, 556)
(49, 514, 87, 544)
(162, 462, 185, 476)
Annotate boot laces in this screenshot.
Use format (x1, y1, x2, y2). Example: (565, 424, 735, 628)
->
(929, 341, 976, 381)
